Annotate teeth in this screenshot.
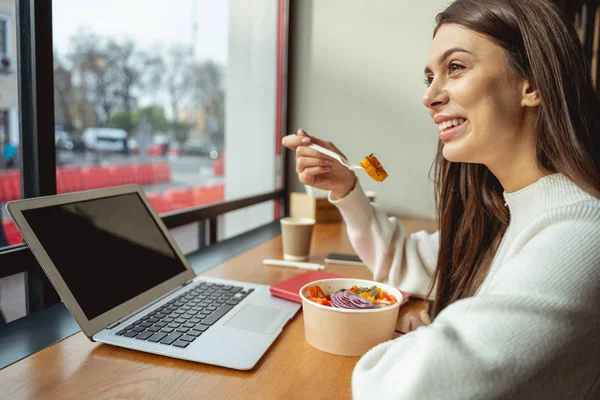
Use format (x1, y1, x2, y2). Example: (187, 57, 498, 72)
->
(437, 118, 465, 131)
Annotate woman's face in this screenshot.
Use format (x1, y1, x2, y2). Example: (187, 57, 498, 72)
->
(423, 24, 531, 166)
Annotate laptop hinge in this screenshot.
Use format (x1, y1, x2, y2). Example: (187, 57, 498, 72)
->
(106, 279, 195, 330)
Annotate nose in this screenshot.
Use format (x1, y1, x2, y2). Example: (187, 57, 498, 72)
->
(422, 80, 449, 110)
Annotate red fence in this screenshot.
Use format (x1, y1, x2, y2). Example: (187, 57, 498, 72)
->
(0, 162, 173, 202)
(1, 162, 225, 246)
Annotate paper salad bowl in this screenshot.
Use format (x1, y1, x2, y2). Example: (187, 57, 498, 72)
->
(299, 278, 402, 356)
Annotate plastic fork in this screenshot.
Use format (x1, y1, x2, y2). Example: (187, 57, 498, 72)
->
(307, 143, 364, 171)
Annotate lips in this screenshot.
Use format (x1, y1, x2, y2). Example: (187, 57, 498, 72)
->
(438, 119, 468, 142)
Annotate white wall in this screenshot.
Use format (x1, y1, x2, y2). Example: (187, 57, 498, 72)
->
(288, 0, 452, 218)
(223, 0, 278, 239)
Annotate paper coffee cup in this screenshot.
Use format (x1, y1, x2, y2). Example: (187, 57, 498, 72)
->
(280, 217, 315, 261)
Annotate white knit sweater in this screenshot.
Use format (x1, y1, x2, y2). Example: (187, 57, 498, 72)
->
(329, 174, 600, 399)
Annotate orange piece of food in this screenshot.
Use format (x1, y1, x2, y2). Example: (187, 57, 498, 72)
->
(360, 153, 388, 182)
(384, 293, 397, 304)
(349, 285, 361, 294)
(309, 296, 331, 306)
(309, 285, 326, 299)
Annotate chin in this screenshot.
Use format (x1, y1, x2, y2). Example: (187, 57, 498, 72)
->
(441, 143, 470, 163)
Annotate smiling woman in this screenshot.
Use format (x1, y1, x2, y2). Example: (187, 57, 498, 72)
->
(283, 0, 600, 398)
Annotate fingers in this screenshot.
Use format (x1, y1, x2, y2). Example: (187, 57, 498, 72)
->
(282, 130, 311, 150)
(420, 310, 433, 325)
(297, 129, 333, 149)
(298, 166, 331, 185)
(408, 311, 433, 332)
(296, 156, 333, 173)
(282, 129, 337, 153)
(409, 316, 420, 331)
(296, 145, 331, 161)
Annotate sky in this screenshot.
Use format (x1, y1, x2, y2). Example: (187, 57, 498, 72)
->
(52, 0, 229, 64)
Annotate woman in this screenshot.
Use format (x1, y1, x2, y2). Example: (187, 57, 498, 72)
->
(2, 141, 17, 169)
(283, 0, 600, 398)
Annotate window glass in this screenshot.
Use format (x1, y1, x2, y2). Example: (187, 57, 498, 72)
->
(0, 1, 21, 250)
(53, 0, 277, 247)
(52, 0, 282, 250)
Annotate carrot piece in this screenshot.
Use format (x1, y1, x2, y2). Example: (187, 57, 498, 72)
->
(309, 297, 331, 306)
(384, 293, 397, 304)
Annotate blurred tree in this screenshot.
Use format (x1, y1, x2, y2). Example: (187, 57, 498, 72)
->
(107, 110, 134, 132)
(68, 30, 154, 132)
(189, 60, 226, 140)
(58, 29, 226, 141)
(169, 120, 192, 144)
(135, 106, 169, 133)
(53, 52, 75, 133)
(68, 30, 121, 127)
(107, 40, 153, 120)
(108, 105, 169, 134)
(147, 46, 193, 121)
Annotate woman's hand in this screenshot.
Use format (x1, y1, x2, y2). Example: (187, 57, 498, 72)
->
(408, 310, 433, 331)
(282, 129, 357, 199)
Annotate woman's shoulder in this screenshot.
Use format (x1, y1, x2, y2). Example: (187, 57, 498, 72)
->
(490, 199, 600, 298)
(508, 188, 600, 268)
(535, 173, 600, 222)
(526, 196, 600, 245)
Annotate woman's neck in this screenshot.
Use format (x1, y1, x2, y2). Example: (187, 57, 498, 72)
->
(487, 120, 551, 193)
(493, 163, 551, 193)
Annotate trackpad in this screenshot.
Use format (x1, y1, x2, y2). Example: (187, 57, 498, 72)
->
(223, 304, 285, 334)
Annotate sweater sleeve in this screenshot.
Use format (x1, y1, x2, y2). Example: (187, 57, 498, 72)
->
(351, 218, 600, 400)
(329, 182, 439, 299)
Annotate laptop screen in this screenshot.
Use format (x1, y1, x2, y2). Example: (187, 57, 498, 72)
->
(21, 193, 187, 320)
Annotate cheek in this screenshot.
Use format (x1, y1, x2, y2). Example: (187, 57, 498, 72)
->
(443, 74, 522, 163)
(465, 76, 521, 138)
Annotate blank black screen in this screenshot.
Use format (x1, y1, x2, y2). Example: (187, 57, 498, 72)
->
(22, 193, 187, 320)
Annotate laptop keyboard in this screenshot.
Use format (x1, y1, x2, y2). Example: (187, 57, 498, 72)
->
(114, 281, 254, 348)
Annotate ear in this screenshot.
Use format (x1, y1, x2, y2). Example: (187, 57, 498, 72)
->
(521, 80, 541, 108)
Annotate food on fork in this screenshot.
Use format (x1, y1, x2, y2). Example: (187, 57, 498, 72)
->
(360, 154, 389, 182)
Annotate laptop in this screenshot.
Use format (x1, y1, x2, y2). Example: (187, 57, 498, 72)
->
(7, 184, 300, 370)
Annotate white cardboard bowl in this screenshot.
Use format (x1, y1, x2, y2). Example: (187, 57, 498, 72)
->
(299, 278, 402, 356)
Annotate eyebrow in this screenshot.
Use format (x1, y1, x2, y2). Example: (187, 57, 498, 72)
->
(424, 47, 474, 75)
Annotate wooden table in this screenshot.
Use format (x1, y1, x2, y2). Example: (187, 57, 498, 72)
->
(0, 221, 430, 399)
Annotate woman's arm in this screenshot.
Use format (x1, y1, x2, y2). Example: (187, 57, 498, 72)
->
(351, 218, 600, 399)
(330, 181, 439, 299)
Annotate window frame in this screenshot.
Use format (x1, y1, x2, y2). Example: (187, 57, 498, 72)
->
(1, 0, 290, 314)
(0, 4, 12, 60)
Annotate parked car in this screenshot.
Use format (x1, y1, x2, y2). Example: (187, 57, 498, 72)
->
(55, 130, 84, 152)
(55, 130, 74, 151)
(182, 137, 222, 159)
(82, 128, 138, 154)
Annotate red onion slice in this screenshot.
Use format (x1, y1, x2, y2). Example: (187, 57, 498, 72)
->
(330, 290, 374, 309)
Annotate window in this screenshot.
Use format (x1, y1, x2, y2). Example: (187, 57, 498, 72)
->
(0, 0, 288, 326)
(1, 3, 20, 250)
(0, 0, 24, 325)
(52, 0, 284, 249)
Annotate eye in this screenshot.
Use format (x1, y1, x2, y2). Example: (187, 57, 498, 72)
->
(447, 61, 465, 74)
(424, 76, 434, 87)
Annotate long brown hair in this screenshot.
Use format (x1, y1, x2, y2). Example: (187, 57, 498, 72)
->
(430, 0, 600, 316)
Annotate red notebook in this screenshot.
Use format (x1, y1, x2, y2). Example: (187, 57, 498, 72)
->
(269, 270, 411, 304)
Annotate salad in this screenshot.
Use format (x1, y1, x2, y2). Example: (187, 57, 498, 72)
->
(307, 284, 397, 309)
